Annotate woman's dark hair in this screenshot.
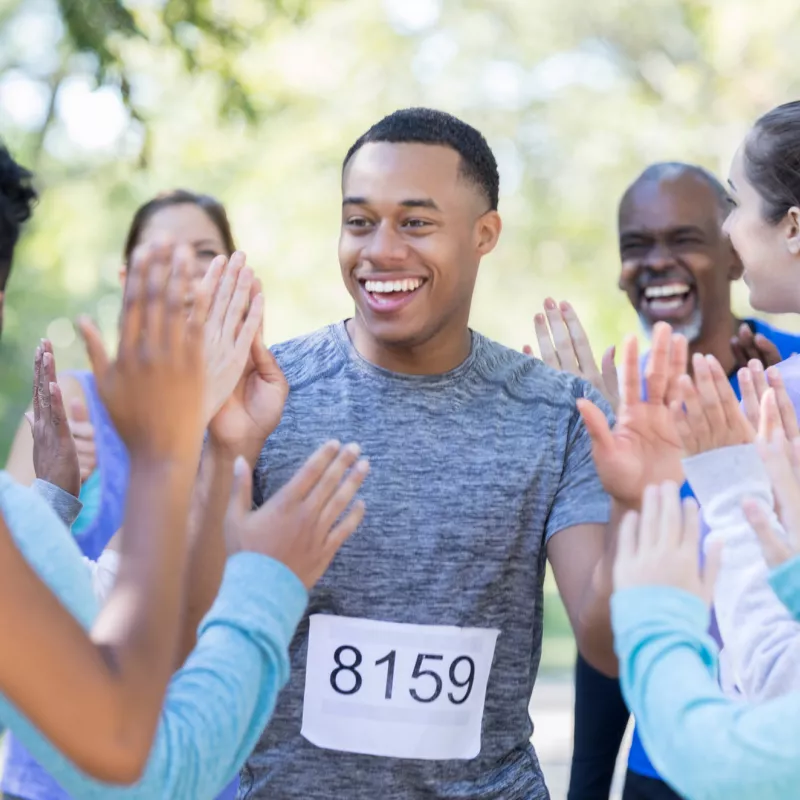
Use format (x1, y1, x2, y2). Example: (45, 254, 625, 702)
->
(123, 189, 236, 266)
(744, 101, 800, 224)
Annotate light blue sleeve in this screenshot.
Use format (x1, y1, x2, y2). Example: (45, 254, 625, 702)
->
(612, 585, 800, 800)
(0, 472, 307, 799)
(769, 554, 800, 619)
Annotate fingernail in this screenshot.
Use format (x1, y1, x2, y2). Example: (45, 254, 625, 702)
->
(544, 298, 556, 310)
(345, 443, 361, 457)
(534, 313, 544, 324)
(559, 301, 571, 311)
(356, 459, 370, 473)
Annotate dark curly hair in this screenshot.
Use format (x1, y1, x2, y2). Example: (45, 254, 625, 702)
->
(0, 143, 37, 291)
(343, 108, 500, 211)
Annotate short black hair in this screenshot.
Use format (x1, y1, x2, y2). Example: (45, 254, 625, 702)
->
(343, 108, 500, 211)
(622, 162, 731, 219)
(0, 143, 37, 291)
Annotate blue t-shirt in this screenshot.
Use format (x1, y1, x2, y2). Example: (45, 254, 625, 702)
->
(627, 318, 800, 779)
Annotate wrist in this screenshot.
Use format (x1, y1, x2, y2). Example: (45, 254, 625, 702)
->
(206, 433, 262, 470)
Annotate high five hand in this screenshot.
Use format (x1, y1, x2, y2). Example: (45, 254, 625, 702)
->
(26, 340, 81, 497)
(577, 322, 686, 508)
(224, 441, 369, 589)
(613, 482, 721, 602)
(523, 298, 619, 412)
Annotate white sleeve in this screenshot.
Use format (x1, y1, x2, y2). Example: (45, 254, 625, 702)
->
(80, 550, 120, 604)
(684, 444, 800, 701)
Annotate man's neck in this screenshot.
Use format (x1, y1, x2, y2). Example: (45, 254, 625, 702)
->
(687, 313, 743, 377)
(346, 317, 472, 376)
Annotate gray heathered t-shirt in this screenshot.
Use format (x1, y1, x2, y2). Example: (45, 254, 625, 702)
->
(240, 321, 612, 800)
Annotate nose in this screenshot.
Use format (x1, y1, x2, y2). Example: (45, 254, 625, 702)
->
(361, 220, 409, 266)
(641, 243, 677, 272)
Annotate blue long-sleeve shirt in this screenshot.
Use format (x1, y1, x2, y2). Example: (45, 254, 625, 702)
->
(0, 471, 307, 799)
(612, 555, 800, 800)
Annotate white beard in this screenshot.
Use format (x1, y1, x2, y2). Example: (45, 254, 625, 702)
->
(639, 307, 703, 344)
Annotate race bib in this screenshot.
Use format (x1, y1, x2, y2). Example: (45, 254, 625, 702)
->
(301, 614, 500, 760)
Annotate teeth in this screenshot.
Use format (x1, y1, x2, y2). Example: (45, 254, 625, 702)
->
(644, 283, 690, 300)
(364, 278, 423, 294)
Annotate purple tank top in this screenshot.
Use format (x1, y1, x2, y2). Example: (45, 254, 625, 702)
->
(1, 371, 239, 800)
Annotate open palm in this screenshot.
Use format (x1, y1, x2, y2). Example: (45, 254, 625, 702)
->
(578, 323, 685, 507)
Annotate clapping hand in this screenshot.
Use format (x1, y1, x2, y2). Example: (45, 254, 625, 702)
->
(523, 298, 619, 412)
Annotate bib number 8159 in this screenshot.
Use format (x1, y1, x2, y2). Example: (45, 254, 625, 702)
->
(330, 646, 475, 705)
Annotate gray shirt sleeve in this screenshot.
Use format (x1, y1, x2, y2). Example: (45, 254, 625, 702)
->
(545, 384, 612, 541)
(31, 479, 83, 529)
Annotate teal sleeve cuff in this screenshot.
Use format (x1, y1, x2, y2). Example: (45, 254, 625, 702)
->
(199, 552, 308, 645)
(611, 585, 710, 657)
(768, 555, 800, 620)
(31, 479, 83, 528)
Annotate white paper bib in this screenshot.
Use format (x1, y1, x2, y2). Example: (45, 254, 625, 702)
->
(301, 614, 500, 760)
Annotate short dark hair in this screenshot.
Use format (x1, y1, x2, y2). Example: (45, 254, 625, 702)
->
(0, 143, 37, 291)
(123, 189, 236, 267)
(343, 108, 500, 211)
(623, 162, 731, 218)
(744, 101, 800, 225)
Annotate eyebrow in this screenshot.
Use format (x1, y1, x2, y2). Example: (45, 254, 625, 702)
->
(619, 224, 707, 241)
(342, 196, 441, 211)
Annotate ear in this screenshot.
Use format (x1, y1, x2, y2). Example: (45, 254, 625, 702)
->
(475, 210, 502, 256)
(786, 207, 800, 256)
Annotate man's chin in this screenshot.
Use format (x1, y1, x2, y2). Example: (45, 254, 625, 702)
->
(639, 311, 703, 344)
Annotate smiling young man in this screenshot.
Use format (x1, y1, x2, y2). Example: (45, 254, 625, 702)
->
(180, 108, 687, 799)
(567, 162, 800, 800)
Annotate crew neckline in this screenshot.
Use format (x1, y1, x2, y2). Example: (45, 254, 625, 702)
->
(330, 320, 484, 386)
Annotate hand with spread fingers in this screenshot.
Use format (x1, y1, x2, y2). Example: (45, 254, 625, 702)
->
(613, 482, 721, 602)
(670, 353, 755, 457)
(25, 340, 81, 498)
(77, 242, 206, 461)
(731, 323, 782, 371)
(743, 432, 800, 568)
(739, 359, 799, 437)
(577, 322, 687, 508)
(224, 440, 369, 589)
(523, 298, 620, 412)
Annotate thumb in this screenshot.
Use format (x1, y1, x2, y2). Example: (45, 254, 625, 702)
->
(77, 316, 110, 383)
(69, 398, 89, 423)
(252, 337, 287, 388)
(601, 345, 619, 407)
(702, 539, 723, 604)
(577, 398, 615, 457)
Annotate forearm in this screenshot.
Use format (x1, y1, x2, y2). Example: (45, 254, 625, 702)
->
(575, 502, 627, 677)
(613, 586, 800, 800)
(88, 452, 199, 775)
(0, 554, 308, 799)
(684, 445, 800, 700)
(177, 439, 236, 665)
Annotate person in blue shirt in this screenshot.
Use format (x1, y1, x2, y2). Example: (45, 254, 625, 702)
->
(527, 161, 800, 800)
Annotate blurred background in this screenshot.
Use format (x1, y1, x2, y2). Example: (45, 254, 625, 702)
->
(2, 0, 800, 794)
